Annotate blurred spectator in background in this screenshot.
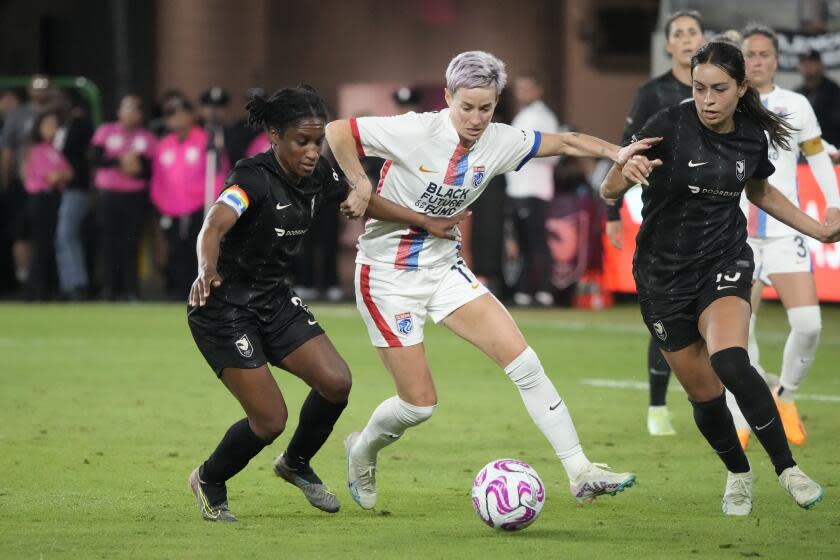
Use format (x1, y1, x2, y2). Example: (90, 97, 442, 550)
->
(795, 49, 840, 159)
(148, 89, 187, 137)
(54, 90, 94, 300)
(91, 94, 157, 300)
(0, 88, 22, 129)
(151, 94, 227, 300)
(23, 110, 72, 300)
(1, 75, 54, 291)
(505, 74, 562, 307)
(0, 88, 24, 294)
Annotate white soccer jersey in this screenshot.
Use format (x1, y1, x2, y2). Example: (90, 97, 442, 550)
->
(351, 110, 540, 269)
(742, 86, 823, 237)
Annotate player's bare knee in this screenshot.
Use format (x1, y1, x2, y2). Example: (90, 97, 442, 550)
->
(321, 363, 352, 402)
(251, 411, 287, 442)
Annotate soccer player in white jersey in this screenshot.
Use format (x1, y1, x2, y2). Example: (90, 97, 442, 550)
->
(730, 25, 840, 449)
(326, 51, 659, 510)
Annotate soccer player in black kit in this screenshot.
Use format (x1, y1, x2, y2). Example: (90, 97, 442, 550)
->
(602, 42, 840, 516)
(607, 10, 705, 436)
(186, 86, 354, 522)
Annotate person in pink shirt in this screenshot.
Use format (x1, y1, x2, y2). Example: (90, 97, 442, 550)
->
(245, 131, 270, 158)
(22, 110, 73, 300)
(150, 94, 228, 299)
(91, 94, 157, 300)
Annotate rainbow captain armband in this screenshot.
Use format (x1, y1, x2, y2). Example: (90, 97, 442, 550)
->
(217, 185, 250, 217)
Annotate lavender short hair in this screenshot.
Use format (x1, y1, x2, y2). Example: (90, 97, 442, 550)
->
(445, 51, 508, 96)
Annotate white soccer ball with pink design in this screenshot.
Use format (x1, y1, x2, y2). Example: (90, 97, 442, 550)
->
(471, 459, 545, 531)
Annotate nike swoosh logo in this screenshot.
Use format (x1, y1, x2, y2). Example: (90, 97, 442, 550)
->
(307, 319, 318, 325)
(549, 400, 563, 411)
(418, 165, 437, 173)
(754, 418, 775, 431)
(717, 285, 737, 291)
(276, 203, 292, 210)
(470, 283, 480, 289)
(688, 160, 708, 167)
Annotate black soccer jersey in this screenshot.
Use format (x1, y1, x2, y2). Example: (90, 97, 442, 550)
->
(211, 151, 346, 309)
(630, 101, 775, 301)
(608, 72, 693, 221)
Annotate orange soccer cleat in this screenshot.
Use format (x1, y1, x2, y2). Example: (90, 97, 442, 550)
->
(775, 396, 807, 446)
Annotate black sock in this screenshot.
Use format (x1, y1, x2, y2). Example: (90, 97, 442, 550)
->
(710, 347, 796, 476)
(691, 392, 751, 473)
(201, 417, 272, 503)
(648, 336, 671, 406)
(284, 389, 348, 471)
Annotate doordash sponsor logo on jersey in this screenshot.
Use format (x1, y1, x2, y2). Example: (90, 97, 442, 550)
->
(687, 184, 739, 197)
(274, 227, 308, 237)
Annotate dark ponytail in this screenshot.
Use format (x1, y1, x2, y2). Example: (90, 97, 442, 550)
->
(691, 41, 794, 151)
(245, 85, 328, 133)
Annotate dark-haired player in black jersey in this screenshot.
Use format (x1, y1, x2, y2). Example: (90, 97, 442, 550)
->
(606, 10, 705, 436)
(186, 85, 464, 522)
(602, 41, 840, 516)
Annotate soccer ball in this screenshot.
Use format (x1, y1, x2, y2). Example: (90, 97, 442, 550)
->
(471, 459, 545, 531)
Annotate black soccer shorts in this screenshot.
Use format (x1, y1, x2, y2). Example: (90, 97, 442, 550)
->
(187, 291, 324, 377)
(641, 257, 753, 353)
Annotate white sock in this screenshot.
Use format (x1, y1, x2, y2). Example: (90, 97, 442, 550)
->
(505, 346, 589, 480)
(779, 306, 821, 401)
(352, 396, 435, 463)
(725, 389, 750, 431)
(747, 313, 767, 379)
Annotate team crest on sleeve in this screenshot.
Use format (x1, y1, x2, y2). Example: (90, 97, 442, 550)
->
(735, 159, 745, 181)
(235, 334, 254, 358)
(395, 312, 414, 335)
(653, 321, 667, 341)
(472, 166, 486, 187)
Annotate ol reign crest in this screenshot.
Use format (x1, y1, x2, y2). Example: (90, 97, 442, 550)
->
(735, 159, 745, 181)
(395, 312, 413, 335)
(653, 320, 667, 341)
(235, 334, 254, 358)
(472, 166, 485, 187)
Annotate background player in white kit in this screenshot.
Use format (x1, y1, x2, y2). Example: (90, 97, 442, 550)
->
(327, 51, 659, 510)
(730, 25, 840, 449)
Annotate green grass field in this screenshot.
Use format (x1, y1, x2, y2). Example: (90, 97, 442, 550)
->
(2, 302, 839, 559)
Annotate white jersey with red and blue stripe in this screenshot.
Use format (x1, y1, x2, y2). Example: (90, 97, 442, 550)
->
(351, 110, 540, 269)
(741, 86, 823, 238)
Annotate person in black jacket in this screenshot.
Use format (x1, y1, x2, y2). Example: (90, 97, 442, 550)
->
(606, 10, 705, 436)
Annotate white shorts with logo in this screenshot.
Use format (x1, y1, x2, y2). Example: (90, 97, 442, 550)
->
(355, 259, 490, 347)
(747, 235, 812, 285)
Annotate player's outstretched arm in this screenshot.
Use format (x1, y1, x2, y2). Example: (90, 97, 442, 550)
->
(325, 120, 373, 219)
(537, 132, 661, 164)
(601, 155, 662, 200)
(189, 204, 237, 307)
(746, 177, 840, 243)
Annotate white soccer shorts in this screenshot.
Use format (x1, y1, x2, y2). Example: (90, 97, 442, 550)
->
(355, 259, 490, 347)
(748, 235, 813, 285)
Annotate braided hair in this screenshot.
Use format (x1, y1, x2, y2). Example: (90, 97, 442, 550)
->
(245, 85, 328, 134)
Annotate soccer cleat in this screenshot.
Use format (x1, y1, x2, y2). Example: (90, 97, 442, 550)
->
(722, 469, 752, 516)
(774, 395, 807, 446)
(345, 432, 377, 510)
(188, 467, 238, 522)
(737, 429, 751, 450)
(647, 406, 676, 436)
(273, 453, 340, 513)
(779, 466, 823, 509)
(570, 463, 636, 504)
